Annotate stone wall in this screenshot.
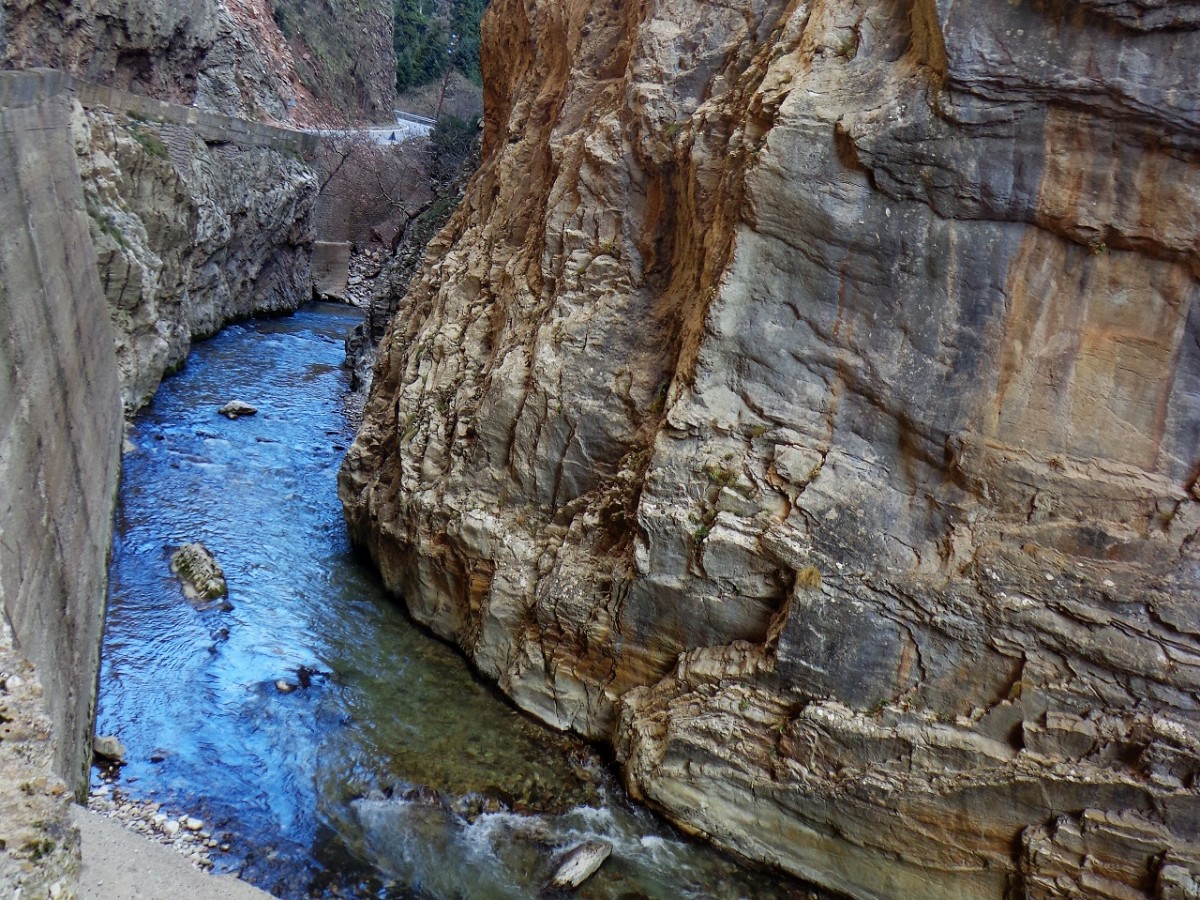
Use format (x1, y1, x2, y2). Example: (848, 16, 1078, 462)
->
(73, 75, 318, 154)
(0, 69, 122, 797)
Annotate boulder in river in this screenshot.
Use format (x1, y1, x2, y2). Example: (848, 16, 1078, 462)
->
(92, 735, 127, 764)
(549, 840, 612, 890)
(170, 543, 228, 601)
(218, 400, 258, 419)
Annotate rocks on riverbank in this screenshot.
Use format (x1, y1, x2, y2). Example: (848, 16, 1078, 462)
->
(342, 246, 390, 309)
(86, 783, 229, 870)
(0, 624, 78, 898)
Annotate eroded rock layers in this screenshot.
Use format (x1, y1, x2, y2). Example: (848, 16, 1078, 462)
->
(74, 106, 316, 412)
(340, 1, 1200, 896)
(1, 0, 395, 122)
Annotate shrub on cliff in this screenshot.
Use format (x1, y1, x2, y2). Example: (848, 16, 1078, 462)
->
(427, 113, 480, 183)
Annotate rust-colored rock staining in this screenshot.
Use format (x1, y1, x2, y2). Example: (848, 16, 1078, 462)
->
(341, 0, 1200, 896)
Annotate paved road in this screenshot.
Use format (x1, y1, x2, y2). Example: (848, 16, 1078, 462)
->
(307, 117, 431, 146)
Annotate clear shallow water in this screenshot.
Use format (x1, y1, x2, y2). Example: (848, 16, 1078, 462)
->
(97, 304, 810, 898)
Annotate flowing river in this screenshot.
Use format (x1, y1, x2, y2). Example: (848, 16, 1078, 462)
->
(96, 303, 811, 898)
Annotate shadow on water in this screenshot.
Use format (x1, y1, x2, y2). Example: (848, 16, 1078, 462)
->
(97, 303, 816, 899)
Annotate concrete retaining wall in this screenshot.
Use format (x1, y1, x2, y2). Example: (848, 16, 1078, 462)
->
(0, 70, 123, 793)
(312, 240, 352, 298)
(74, 77, 319, 156)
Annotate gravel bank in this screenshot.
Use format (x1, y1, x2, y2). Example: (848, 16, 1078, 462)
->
(73, 806, 270, 900)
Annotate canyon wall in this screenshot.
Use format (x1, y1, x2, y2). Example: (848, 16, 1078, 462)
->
(0, 70, 121, 893)
(71, 85, 318, 411)
(0, 0, 395, 122)
(0, 65, 322, 891)
(268, 0, 396, 123)
(341, 0, 1200, 897)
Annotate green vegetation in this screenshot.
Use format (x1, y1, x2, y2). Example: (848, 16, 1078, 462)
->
(704, 464, 739, 487)
(428, 113, 480, 181)
(272, 2, 297, 38)
(23, 837, 56, 861)
(86, 200, 130, 250)
(393, 0, 487, 94)
(127, 124, 169, 160)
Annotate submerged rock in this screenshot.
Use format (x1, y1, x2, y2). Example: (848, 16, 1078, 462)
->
(170, 543, 228, 601)
(218, 400, 258, 419)
(549, 841, 611, 890)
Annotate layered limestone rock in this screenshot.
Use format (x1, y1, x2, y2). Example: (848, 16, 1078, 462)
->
(73, 104, 316, 412)
(341, 0, 1200, 897)
(1, 0, 395, 122)
(1, 0, 220, 102)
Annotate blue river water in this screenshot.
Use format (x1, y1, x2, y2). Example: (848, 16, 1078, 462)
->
(95, 304, 811, 898)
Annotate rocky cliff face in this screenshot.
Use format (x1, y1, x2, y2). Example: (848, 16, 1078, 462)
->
(1, 0, 218, 101)
(268, 0, 396, 123)
(73, 104, 316, 412)
(341, 0, 1200, 897)
(1, 0, 394, 122)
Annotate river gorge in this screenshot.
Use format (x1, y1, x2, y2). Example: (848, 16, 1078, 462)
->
(96, 303, 809, 898)
(0, 0, 1197, 898)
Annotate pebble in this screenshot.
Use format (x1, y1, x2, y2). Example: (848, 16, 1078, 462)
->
(184, 817, 204, 831)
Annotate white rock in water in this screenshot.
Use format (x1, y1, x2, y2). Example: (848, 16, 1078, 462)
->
(218, 400, 258, 419)
(275, 680, 295, 693)
(184, 817, 204, 831)
(93, 734, 127, 762)
(163, 820, 181, 836)
(549, 840, 612, 889)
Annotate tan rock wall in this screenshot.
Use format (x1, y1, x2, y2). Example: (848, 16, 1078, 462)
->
(342, 1, 1200, 896)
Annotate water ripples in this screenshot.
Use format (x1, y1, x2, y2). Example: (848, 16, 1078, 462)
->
(96, 304, 803, 898)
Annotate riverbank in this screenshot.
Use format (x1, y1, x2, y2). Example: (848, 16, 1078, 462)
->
(73, 807, 269, 900)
